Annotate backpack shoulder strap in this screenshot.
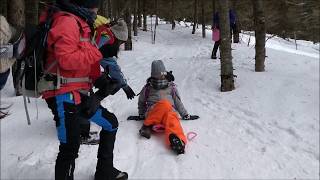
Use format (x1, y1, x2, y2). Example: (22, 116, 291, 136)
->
(144, 82, 151, 100)
(53, 12, 84, 35)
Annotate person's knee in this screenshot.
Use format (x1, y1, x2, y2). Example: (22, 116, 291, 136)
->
(101, 108, 118, 130)
(90, 108, 118, 131)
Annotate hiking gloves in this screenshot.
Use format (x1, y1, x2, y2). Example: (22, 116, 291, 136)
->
(94, 72, 119, 98)
(81, 73, 119, 117)
(122, 85, 136, 100)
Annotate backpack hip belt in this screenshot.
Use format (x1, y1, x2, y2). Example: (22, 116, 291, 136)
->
(37, 73, 91, 93)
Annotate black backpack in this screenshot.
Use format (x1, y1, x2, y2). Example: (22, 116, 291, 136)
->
(15, 6, 61, 125)
(19, 7, 58, 98)
(18, 3, 92, 124)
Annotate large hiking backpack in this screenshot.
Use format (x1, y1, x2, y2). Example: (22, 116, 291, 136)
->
(19, 4, 96, 124)
(20, 6, 90, 98)
(19, 7, 58, 98)
(14, 7, 60, 125)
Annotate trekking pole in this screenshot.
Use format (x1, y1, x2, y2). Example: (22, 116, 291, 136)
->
(20, 61, 31, 125)
(151, 15, 154, 44)
(153, 17, 157, 44)
(23, 94, 31, 125)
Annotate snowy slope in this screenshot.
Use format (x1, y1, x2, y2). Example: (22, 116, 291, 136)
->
(1, 20, 319, 180)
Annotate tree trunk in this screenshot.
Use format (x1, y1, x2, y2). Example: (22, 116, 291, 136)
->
(155, 0, 158, 26)
(117, 1, 121, 19)
(142, 0, 147, 31)
(218, 0, 235, 92)
(279, 0, 289, 39)
(201, 0, 205, 38)
(0, 0, 7, 18)
(212, 0, 216, 27)
(112, 0, 121, 19)
(137, 0, 142, 27)
(133, 0, 138, 36)
(125, 6, 132, 50)
(26, 0, 39, 25)
(192, 0, 198, 34)
(8, 0, 25, 28)
(107, 0, 112, 18)
(99, 0, 108, 17)
(231, 0, 239, 43)
(112, 0, 117, 19)
(252, 0, 266, 72)
(171, 0, 176, 30)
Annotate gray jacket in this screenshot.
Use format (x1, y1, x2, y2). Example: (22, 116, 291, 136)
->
(138, 82, 188, 117)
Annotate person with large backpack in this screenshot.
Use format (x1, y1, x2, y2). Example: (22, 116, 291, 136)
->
(138, 60, 199, 155)
(29, 0, 128, 179)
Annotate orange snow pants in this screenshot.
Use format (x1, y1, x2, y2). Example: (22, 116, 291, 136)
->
(143, 99, 187, 146)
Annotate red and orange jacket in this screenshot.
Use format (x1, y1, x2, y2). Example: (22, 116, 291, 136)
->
(41, 11, 102, 100)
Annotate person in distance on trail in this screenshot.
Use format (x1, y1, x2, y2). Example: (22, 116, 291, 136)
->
(211, 9, 237, 59)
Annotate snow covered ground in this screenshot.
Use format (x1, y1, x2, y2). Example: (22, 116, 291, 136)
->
(1, 20, 319, 180)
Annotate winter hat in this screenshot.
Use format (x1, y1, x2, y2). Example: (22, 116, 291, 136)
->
(71, 0, 100, 8)
(94, 15, 111, 28)
(151, 60, 167, 79)
(110, 19, 128, 41)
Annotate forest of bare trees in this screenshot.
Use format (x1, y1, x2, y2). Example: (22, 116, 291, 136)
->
(0, 0, 318, 91)
(1, 0, 319, 42)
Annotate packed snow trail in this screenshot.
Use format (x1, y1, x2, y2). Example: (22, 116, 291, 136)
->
(1, 21, 319, 179)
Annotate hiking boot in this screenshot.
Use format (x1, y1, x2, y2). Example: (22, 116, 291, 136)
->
(211, 55, 217, 59)
(169, 133, 185, 155)
(80, 132, 100, 145)
(139, 125, 152, 139)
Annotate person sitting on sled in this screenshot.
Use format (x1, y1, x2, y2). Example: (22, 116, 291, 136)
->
(137, 60, 199, 155)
